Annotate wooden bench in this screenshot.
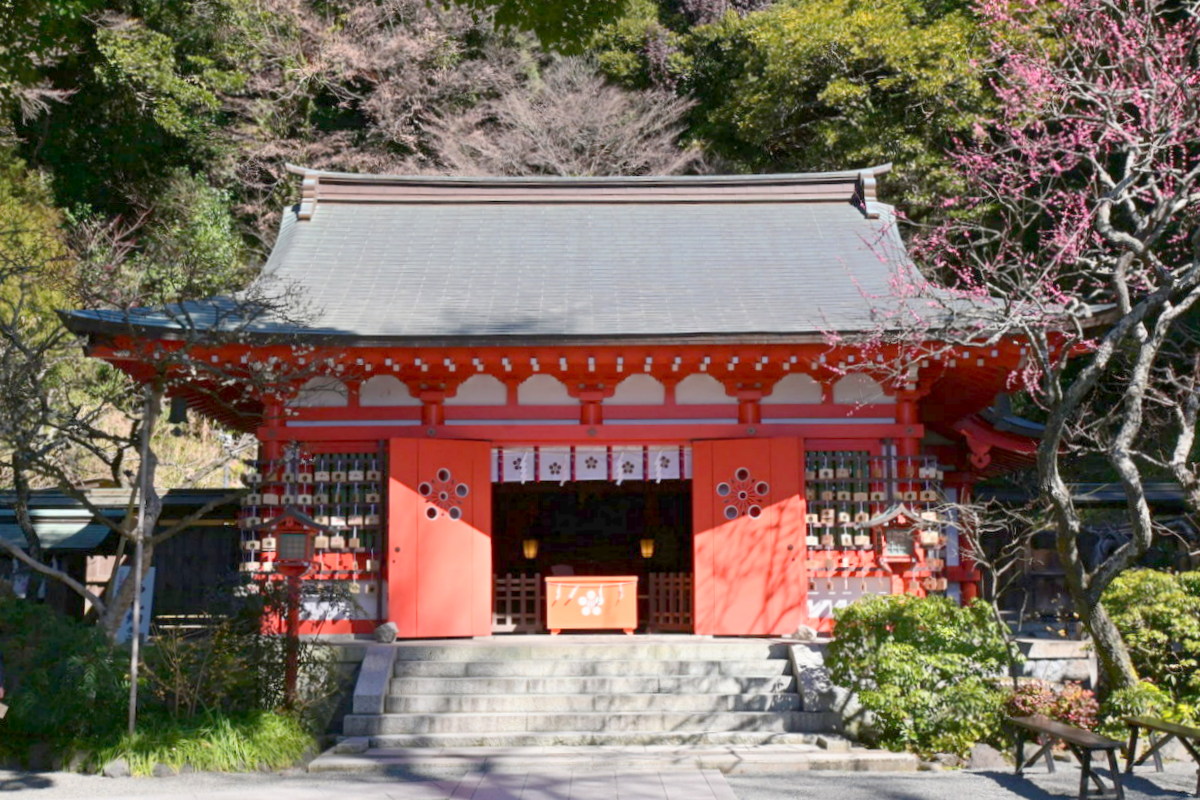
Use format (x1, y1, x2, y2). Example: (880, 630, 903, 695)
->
(1010, 714, 1126, 800)
(1125, 715, 1200, 796)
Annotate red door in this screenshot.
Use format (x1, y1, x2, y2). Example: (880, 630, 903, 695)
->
(388, 439, 492, 638)
(692, 438, 807, 635)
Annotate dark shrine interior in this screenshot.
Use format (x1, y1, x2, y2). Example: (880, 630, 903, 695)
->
(492, 480, 692, 577)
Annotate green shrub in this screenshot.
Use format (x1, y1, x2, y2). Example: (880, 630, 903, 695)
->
(1103, 569, 1200, 703)
(1004, 680, 1098, 729)
(1178, 571, 1200, 600)
(0, 586, 333, 771)
(0, 596, 128, 757)
(1097, 680, 1198, 737)
(826, 594, 1011, 757)
(142, 579, 346, 723)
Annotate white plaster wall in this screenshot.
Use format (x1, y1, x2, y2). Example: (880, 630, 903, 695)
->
(517, 374, 573, 405)
(833, 374, 894, 405)
(675, 374, 735, 405)
(609, 374, 666, 405)
(447, 374, 508, 406)
(762, 373, 823, 404)
(290, 376, 349, 407)
(360, 374, 420, 406)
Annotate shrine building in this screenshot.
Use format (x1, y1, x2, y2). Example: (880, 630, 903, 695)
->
(64, 165, 1035, 638)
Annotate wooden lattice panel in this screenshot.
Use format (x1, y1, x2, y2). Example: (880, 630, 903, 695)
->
(648, 572, 693, 632)
(492, 573, 543, 633)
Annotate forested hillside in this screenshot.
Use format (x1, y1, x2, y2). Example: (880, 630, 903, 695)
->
(2, 0, 987, 258)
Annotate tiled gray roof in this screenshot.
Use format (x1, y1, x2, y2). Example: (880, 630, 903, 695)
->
(66, 168, 919, 343)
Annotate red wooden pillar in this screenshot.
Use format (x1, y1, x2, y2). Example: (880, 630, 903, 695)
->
(420, 390, 446, 427)
(949, 476, 981, 603)
(261, 399, 285, 461)
(736, 389, 762, 426)
(578, 389, 606, 426)
(894, 391, 922, 459)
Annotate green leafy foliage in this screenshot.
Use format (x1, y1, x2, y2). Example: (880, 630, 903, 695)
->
(94, 21, 222, 138)
(0, 0, 101, 125)
(681, 0, 986, 213)
(1103, 569, 1200, 703)
(0, 595, 128, 755)
(452, 0, 636, 53)
(134, 170, 250, 300)
(0, 584, 341, 770)
(1098, 680, 1196, 737)
(826, 594, 1010, 756)
(9, 0, 258, 216)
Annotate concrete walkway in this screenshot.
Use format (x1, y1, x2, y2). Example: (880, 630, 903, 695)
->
(309, 742, 917, 774)
(0, 768, 738, 799)
(2, 760, 1197, 800)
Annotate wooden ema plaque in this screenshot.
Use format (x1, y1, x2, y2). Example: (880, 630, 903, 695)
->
(545, 576, 638, 635)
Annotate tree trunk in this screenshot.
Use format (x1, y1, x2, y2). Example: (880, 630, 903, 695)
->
(1079, 598, 1139, 691)
(99, 539, 155, 641)
(1055, 525, 1140, 691)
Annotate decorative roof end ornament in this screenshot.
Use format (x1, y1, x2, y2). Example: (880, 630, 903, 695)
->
(854, 166, 888, 220)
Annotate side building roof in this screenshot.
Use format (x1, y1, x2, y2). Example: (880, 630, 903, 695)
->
(65, 165, 916, 346)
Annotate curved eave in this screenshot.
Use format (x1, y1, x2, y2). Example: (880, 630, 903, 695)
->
(62, 312, 926, 349)
(59, 307, 277, 343)
(953, 413, 1039, 474)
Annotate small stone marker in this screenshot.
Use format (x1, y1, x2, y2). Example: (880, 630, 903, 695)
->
(374, 621, 398, 643)
(967, 743, 1009, 770)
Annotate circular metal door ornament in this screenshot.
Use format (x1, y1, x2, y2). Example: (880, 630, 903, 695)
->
(715, 467, 770, 519)
(421, 466, 468, 521)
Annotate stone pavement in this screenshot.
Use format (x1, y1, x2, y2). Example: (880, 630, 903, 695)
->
(0, 768, 738, 799)
(1, 760, 1197, 800)
(308, 742, 917, 774)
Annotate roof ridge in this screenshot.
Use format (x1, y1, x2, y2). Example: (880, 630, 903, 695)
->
(285, 164, 893, 220)
(283, 163, 892, 186)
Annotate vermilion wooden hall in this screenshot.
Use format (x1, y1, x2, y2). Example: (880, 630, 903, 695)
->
(65, 165, 1035, 638)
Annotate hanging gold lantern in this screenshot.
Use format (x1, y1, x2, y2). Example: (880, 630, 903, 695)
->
(640, 538, 655, 559)
(522, 537, 539, 559)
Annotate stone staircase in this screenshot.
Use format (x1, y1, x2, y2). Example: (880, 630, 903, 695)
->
(310, 636, 918, 773)
(342, 637, 829, 746)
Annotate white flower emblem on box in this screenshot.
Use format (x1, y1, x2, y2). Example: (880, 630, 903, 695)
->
(577, 589, 605, 616)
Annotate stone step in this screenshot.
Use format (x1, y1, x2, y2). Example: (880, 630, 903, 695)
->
(344, 710, 831, 736)
(391, 658, 788, 679)
(385, 692, 802, 714)
(389, 640, 789, 663)
(308, 742, 919, 775)
(366, 730, 833, 748)
(388, 673, 795, 696)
